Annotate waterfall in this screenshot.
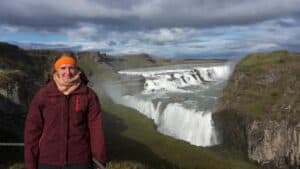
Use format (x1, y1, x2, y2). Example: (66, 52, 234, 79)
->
(107, 62, 233, 146)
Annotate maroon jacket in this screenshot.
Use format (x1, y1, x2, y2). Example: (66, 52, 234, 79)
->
(24, 81, 107, 169)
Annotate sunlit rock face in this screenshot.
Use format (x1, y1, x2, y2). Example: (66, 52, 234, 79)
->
(247, 120, 300, 168)
(0, 84, 20, 104)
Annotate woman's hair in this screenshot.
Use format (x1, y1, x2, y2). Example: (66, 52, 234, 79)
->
(44, 52, 89, 85)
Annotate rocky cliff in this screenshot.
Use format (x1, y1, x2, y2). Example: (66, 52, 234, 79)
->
(214, 50, 300, 169)
(247, 120, 300, 168)
(0, 42, 52, 140)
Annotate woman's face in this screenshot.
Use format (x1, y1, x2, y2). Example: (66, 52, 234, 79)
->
(56, 64, 78, 80)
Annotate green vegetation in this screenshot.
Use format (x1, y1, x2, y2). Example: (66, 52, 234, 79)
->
(220, 50, 299, 122)
(119, 53, 156, 69)
(78, 57, 257, 169)
(214, 50, 300, 153)
(0, 42, 50, 81)
(0, 43, 52, 106)
(5, 162, 24, 169)
(4, 161, 150, 169)
(237, 50, 288, 70)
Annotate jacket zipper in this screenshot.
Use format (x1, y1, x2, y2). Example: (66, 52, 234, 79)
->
(64, 95, 70, 166)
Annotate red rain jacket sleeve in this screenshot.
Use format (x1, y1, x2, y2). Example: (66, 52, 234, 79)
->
(87, 90, 107, 165)
(24, 90, 44, 169)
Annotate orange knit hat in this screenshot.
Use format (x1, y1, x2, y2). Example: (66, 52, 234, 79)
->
(54, 56, 77, 70)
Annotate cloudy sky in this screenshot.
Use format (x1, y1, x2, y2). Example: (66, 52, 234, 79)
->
(0, 0, 300, 58)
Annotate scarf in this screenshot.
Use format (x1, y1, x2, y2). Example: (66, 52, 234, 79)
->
(53, 72, 81, 95)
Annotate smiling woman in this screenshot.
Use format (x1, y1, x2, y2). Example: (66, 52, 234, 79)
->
(24, 52, 107, 169)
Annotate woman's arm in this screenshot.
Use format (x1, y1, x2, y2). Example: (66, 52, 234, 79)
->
(87, 90, 107, 165)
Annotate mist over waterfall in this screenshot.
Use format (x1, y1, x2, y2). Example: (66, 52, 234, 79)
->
(104, 62, 234, 147)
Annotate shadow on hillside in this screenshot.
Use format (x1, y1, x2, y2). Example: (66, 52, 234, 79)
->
(0, 95, 25, 167)
(0, 146, 23, 168)
(103, 110, 179, 169)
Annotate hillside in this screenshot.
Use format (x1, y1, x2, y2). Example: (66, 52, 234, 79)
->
(85, 52, 227, 71)
(214, 50, 300, 169)
(0, 42, 51, 134)
(0, 43, 54, 167)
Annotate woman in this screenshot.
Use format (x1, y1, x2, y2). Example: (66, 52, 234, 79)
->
(24, 52, 107, 169)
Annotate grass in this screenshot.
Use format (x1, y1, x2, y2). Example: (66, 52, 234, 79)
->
(78, 58, 258, 169)
(220, 50, 300, 121)
(4, 161, 150, 169)
(237, 50, 288, 70)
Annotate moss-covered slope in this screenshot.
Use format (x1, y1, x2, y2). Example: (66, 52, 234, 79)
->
(214, 50, 300, 168)
(220, 50, 299, 122)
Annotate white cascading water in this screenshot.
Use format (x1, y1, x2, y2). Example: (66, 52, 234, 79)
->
(105, 62, 234, 147)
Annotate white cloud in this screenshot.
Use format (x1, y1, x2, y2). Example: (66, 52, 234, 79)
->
(18, 17, 299, 58)
(63, 24, 100, 41)
(1, 0, 300, 30)
(137, 28, 199, 44)
(1, 0, 300, 58)
(0, 25, 19, 34)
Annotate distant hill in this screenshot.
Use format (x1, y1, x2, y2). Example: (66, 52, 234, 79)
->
(86, 52, 227, 73)
(9, 41, 82, 51)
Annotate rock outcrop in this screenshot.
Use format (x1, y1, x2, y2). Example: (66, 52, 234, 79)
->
(214, 51, 300, 169)
(247, 120, 300, 168)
